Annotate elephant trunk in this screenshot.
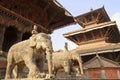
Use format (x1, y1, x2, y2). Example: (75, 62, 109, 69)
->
(78, 59, 84, 75)
(76, 57, 84, 75)
(46, 48, 53, 77)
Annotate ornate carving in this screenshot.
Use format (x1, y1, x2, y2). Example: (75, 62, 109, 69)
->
(5, 26, 53, 79)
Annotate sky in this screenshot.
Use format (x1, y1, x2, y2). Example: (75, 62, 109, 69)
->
(51, 0, 120, 51)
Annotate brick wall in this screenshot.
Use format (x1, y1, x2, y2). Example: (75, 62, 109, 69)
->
(85, 68, 120, 79)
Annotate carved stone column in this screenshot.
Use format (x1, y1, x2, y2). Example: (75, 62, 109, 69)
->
(0, 24, 5, 50)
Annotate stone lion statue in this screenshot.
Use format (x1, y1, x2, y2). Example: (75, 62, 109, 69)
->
(5, 32, 53, 79)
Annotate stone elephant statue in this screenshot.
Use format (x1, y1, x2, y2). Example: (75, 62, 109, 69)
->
(5, 33, 53, 79)
(52, 50, 83, 76)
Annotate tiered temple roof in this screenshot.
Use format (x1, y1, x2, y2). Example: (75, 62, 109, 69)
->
(75, 7, 110, 28)
(64, 21, 120, 44)
(64, 7, 120, 62)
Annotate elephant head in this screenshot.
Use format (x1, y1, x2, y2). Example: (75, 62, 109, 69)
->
(29, 33, 53, 52)
(29, 32, 53, 77)
(69, 51, 83, 75)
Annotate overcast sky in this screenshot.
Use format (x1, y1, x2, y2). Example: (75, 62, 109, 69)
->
(51, 0, 120, 51)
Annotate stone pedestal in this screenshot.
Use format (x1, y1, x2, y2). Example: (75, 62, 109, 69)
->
(2, 75, 85, 80)
(2, 78, 52, 80)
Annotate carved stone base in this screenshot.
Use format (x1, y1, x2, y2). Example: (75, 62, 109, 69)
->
(2, 76, 85, 80)
(2, 78, 52, 80)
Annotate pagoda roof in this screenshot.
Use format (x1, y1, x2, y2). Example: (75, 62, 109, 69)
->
(63, 21, 120, 44)
(83, 55, 119, 68)
(75, 7, 110, 28)
(0, 0, 75, 33)
(64, 21, 116, 37)
(71, 43, 120, 56)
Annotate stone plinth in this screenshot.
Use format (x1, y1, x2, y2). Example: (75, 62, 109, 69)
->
(2, 77, 83, 80)
(2, 78, 51, 80)
(2, 77, 84, 80)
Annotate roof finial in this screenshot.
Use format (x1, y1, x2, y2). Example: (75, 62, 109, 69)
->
(90, 8, 93, 11)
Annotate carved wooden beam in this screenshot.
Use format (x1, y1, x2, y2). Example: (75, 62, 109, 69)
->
(96, 13, 101, 22)
(99, 29, 104, 37)
(83, 16, 87, 24)
(91, 31, 95, 39)
(39, 1, 50, 22)
(68, 36, 78, 44)
(75, 35, 81, 43)
(105, 27, 113, 36)
(77, 19, 85, 27)
(46, 11, 59, 27)
(0, 5, 49, 33)
(83, 34, 87, 41)
(115, 52, 120, 62)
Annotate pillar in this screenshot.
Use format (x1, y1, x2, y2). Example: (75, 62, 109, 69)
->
(85, 68, 89, 79)
(101, 69, 106, 79)
(117, 70, 120, 79)
(0, 24, 5, 50)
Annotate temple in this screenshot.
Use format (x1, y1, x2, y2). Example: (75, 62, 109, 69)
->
(63, 7, 120, 79)
(0, 0, 75, 79)
(0, 0, 120, 79)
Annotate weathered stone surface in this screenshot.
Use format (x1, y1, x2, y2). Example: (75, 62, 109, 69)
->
(5, 27, 53, 79)
(2, 78, 51, 80)
(2, 77, 83, 80)
(52, 47, 83, 76)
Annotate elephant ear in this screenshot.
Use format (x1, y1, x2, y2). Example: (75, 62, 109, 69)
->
(29, 36, 36, 48)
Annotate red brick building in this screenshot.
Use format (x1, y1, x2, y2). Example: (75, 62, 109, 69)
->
(83, 54, 120, 79)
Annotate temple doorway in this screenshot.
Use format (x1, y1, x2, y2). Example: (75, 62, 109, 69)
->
(22, 32, 31, 41)
(2, 26, 19, 52)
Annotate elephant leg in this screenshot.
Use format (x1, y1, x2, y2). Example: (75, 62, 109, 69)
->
(17, 65, 24, 78)
(12, 65, 18, 78)
(70, 67, 77, 75)
(36, 59, 44, 73)
(64, 66, 70, 76)
(53, 68, 58, 77)
(36, 59, 46, 78)
(25, 60, 39, 78)
(63, 61, 70, 76)
(5, 63, 15, 79)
